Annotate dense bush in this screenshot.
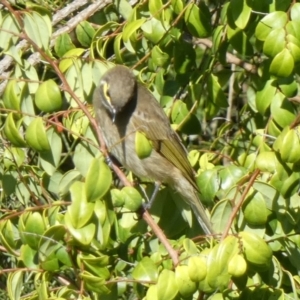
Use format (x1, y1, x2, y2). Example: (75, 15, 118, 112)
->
(0, 0, 300, 299)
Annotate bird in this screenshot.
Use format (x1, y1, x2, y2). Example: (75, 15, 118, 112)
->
(93, 65, 214, 235)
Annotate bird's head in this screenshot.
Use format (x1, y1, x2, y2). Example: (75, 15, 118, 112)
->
(97, 66, 137, 122)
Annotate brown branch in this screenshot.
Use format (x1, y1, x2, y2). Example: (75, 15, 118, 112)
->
(221, 169, 261, 240)
(143, 210, 179, 266)
(194, 38, 258, 74)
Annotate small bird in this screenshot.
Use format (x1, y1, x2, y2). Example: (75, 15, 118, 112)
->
(93, 65, 214, 235)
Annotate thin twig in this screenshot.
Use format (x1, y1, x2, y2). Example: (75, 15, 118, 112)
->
(221, 169, 260, 240)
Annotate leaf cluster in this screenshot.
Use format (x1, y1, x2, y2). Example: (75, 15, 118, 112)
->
(1, 0, 300, 299)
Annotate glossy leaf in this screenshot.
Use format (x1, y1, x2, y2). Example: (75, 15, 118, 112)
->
(184, 2, 211, 38)
(270, 92, 296, 128)
(35, 80, 62, 112)
(58, 48, 85, 73)
(206, 235, 239, 290)
(76, 21, 95, 47)
(207, 74, 228, 107)
(122, 186, 143, 211)
(54, 32, 75, 57)
(132, 257, 158, 282)
(269, 48, 294, 77)
(25, 117, 50, 152)
(230, 0, 251, 29)
(24, 11, 51, 49)
(263, 28, 286, 57)
(68, 181, 95, 228)
(239, 231, 272, 271)
(7, 271, 23, 300)
(24, 212, 45, 250)
(175, 265, 198, 298)
(4, 113, 26, 147)
(255, 11, 288, 41)
(0, 14, 20, 51)
(135, 131, 153, 159)
(85, 158, 112, 202)
(243, 192, 269, 225)
(255, 80, 276, 115)
(156, 270, 178, 300)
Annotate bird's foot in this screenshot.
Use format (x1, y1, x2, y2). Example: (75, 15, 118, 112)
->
(140, 182, 161, 211)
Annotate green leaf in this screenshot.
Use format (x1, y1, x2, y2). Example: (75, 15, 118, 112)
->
(132, 257, 158, 282)
(76, 21, 95, 47)
(40, 127, 63, 175)
(291, 3, 300, 20)
(59, 170, 82, 196)
(171, 0, 183, 14)
(174, 41, 196, 74)
(24, 212, 45, 249)
(196, 169, 219, 205)
(188, 256, 207, 282)
(243, 192, 269, 225)
(3, 79, 22, 111)
(7, 271, 23, 300)
(58, 48, 85, 73)
(255, 80, 276, 115)
(135, 131, 153, 159)
(287, 41, 300, 63)
(175, 265, 198, 298)
(54, 32, 75, 57)
(149, 0, 163, 19)
(4, 113, 26, 147)
(171, 100, 189, 124)
(68, 181, 95, 228)
(211, 200, 233, 241)
(286, 20, 300, 40)
(113, 0, 133, 20)
(239, 231, 272, 271)
(277, 76, 298, 97)
(85, 158, 112, 202)
(227, 27, 253, 57)
(270, 49, 294, 77)
(35, 79, 62, 112)
(255, 11, 288, 41)
(270, 92, 296, 128)
(255, 151, 277, 173)
(275, 127, 300, 163)
(0, 220, 19, 255)
(123, 18, 146, 43)
(122, 186, 143, 211)
(263, 28, 286, 57)
(184, 2, 211, 38)
(206, 235, 239, 290)
(24, 11, 51, 49)
(20, 244, 38, 268)
(207, 74, 228, 107)
(141, 18, 167, 44)
(25, 117, 50, 152)
(230, 0, 252, 29)
(5, 45, 23, 66)
(0, 14, 20, 51)
(151, 45, 170, 67)
(156, 269, 178, 300)
(65, 221, 95, 246)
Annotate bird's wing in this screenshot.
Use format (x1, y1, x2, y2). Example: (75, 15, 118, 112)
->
(131, 85, 198, 191)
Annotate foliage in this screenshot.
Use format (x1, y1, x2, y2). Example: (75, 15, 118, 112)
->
(0, 0, 300, 299)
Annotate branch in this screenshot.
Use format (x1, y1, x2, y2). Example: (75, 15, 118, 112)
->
(0, 0, 112, 95)
(194, 38, 258, 74)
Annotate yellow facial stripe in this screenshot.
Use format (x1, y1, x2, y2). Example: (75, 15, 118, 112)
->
(102, 81, 111, 104)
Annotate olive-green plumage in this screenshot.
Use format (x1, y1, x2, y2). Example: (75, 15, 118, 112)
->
(93, 65, 214, 234)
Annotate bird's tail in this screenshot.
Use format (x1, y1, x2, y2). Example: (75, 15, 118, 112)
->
(190, 195, 214, 235)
